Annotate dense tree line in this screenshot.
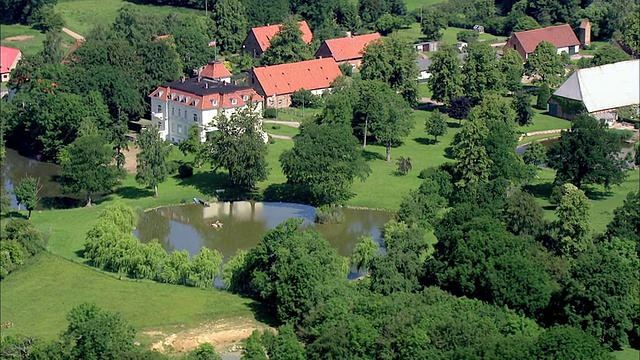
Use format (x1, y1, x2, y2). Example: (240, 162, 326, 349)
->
(0, 219, 45, 279)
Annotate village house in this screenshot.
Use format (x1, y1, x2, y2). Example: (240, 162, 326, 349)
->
(1, 46, 22, 82)
(548, 59, 640, 122)
(315, 33, 381, 69)
(250, 57, 342, 108)
(503, 24, 581, 59)
(243, 21, 313, 58)
(148, 61, 263, 143)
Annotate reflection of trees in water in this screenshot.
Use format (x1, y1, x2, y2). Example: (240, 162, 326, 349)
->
(136, 203, 392, 261)
(2, 149, 62, 207)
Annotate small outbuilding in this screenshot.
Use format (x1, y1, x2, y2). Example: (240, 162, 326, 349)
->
(1, 46, 22, 82)
(548, 59, 640, 122)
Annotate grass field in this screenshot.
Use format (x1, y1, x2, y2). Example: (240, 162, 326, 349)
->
(264, 123, 300, 137)
(614, 348, 640, 360)
(56, 0, 206, 35)
(0, 25, 46, 56)
(395, 23, 505, 46)
(404, 0, 446, 11)
(0, 252, 262, 342)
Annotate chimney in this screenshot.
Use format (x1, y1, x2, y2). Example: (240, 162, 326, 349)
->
(180, 76, 185, 83)
(579, 20, 591, 46)
(233, 80, 237, 85)
(197, 75, 202, 83)
(205, 83, 209, 89)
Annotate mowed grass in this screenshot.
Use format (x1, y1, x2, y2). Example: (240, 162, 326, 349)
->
(0, 25, 46, 56)
(263, 123, 300, 137)
(404, 0, 446, 11)
(0, 252, 260, 342)
(395, 23, 505, 45)
(56, 0, 206, 35)
(614, 348, 640, 360)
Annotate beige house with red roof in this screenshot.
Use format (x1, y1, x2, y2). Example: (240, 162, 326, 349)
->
(250, 58, 342, 108)
(1, 46, 22, 82)
(149, 62, 263, 143)
(243, 21, 313, 58)
(503, 24, 580, 59)
(315, 33, 381, 69)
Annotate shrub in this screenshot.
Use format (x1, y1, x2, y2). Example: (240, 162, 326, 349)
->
(339, 63, 353, 77)
(178, 163, 194, 178)
(456, 30, 478, 43)
(264, 108, 277, 119)
(166, 160, 180, 175)
(291, 89, 320, 108)
(315, 205, 345, 224)
(536, 83, 551, 110)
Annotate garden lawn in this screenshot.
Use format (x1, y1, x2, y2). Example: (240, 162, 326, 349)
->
(394, 23, 505, 45)
(55, 0, 206, 35)
(418, 83, 432, 99)
(614, 348, 640, 360)
(264, 123, 300, 138)
(273, 107, 321, 123)
(0, 252, 260, 342)
(0, 25, 46, 56)
(404, 0, 445, 11)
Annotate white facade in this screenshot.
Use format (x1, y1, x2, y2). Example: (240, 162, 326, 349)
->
(150, 98, 264, 143)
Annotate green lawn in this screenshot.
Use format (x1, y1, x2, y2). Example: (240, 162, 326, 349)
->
(56, 0, 206, 35)
(264, 123, 300, 137)
(0, 252, 262, 342)
(614, 348, 640, 360)
(273, 107, 322, 123)
(417, 83, 433, 99)
(517, 108, 571, 134)
(395, 23, 505, 46)
(0, 24, 46, 56)
(404, 0, 446, 11)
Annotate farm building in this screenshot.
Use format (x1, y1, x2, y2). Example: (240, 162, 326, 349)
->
(548, 59, 640, 122)
(243, 21, 313, 58)
(1, 46, 22, 82)
(315, 33, 381, 69)
(503, 24, 580, 59)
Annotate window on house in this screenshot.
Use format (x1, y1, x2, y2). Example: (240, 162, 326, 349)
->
(157, 105, 162, 113)
(193, 113, 198, 122)
(171, 123, 176, 132)
(242, 95, 248, 101)
(278, 99, 283, 105)
(231, 98, 237, 105)
(212, 100, 218, 106)
(184, 111, 188, 119)
(178, 109, 181, 117)
(177, 125, 182, 134)
(172, 107, 175, 115)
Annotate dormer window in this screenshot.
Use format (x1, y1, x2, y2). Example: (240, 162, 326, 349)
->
(242, 95, 248, 101)
(211, 99, 218, 107)
(231, 98, 237, 105)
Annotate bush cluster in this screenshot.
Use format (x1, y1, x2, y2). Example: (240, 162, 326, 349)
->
(290, 89, 321, 108)
(263, 108, 277, 119)
(0, 219, 44, 279)
(314, 205, 346, 224)
(178, 163, 194, 178)
(83, 203, 222, 288)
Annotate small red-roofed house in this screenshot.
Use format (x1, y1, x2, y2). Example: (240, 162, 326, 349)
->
(199, 61, 232, 83)
(1, 46, 22, 82)
(149, 75, 264, 143)
(503, 24, 580, 59)
(315, 33, 381, 69)
(243, 21, 313, 58)
(250, 58, 342, 108)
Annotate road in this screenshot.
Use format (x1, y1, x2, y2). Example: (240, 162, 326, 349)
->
(62, 27, 84, 41)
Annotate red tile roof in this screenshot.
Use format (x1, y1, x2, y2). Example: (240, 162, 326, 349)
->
(149, 78, 263, 110)
(61, 40, 83, 65)
(1, 46, 21, 73)
(513, 24, 580, 54)
(199, 61, 232, 80)
(252, 58, 342, 96)
(320, 33, 381, 61)
(251, 21, 313, 52)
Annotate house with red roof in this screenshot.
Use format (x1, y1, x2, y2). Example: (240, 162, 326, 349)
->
(243, 21, 313, 58)
(503, 24, 580, 59)
(250, 58, 342, 108)
(1, 46, 22, 82)
(315, 33, 381, 69)
(198, 61, 232, 83)
(149, 64, 263, 143)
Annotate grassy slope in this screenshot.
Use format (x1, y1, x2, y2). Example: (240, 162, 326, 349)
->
(55, 0, 205, 35)
(0, 25, 46, 56)
(0, 252, 259, 342)
(404, 0, 446, 11)
(614, 348, 640, 360)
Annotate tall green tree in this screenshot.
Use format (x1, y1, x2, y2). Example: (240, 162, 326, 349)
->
(525, 41, 566, 86)
(425, 110, 448, 142)
(512, 91, 534, 126)
(552, 183, 592, 258)
(211, 0, 248, 53)
(41, 29, 65, 64)
(208, 106, 269, 188)
(351, 235, 379, 273)
(461, 42, 503, 99)
(505, 190, 546, 237)
(242, 330, 268, 360)
(360, 35, 419, 105)
(179, 125, 207, 168)
(188, 247, 223, 288)
(136, 126, 171, 198)
(280, 123, 370, 205)
(59, 134, 119, 207)
(428, 44, 463, 104)
(500, 48, 524, 92)
(170, 16, 216, 75)
(368, 87, 413, 162)
(271, 324, 306, 360)
(63, 302, 136, 360)
(453, 119, 492, 187)
(536, 82, 551, 109)
(621, 11, 640, 54)
(547, 115, 628, 189)
(420, 10, 447, 41)
(260, 17, 313, 66)
(522, 141, 546, 166)
(13, 177, 40, 219)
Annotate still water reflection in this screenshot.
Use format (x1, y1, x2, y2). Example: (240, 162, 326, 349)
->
(134, 202, 393, 260)
(2, 148, 62, 208)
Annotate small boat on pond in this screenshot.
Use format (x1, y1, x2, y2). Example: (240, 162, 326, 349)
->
(193, 197, 210, 207)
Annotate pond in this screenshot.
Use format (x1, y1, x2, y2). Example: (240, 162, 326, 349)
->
(134, 202, 393, 262)
(2, 148, 63, 209)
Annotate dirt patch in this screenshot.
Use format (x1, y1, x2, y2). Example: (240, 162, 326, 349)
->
(147, 318, 270, 354)
(3, 35, 34, 41)
(121, 145, 140, 174)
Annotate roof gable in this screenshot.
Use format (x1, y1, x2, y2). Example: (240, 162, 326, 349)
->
(250, 21, 313, 52)
(513, 24, 580, 54)
(1, 46, 22, 73)
(252, 58, 342, 96)
(320, 33, 381, 61)
(199, 61, 232, 80)
(553, 60, 640, 113)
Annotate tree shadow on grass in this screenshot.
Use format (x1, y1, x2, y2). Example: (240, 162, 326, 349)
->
(176, 171, 229, 198)
(40, 196, 84, 210)
(447, 121, 463, 129)
(246, 298, 280, 328)
(115, 186, 154, 199)
(443, 146, 455, 160)
(362, 150, 384, 161)
(582, 185, 613, 201)
(414, 137, 437, 146)
(524, 182, 555, 200)
(0, 211, 28, 220)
